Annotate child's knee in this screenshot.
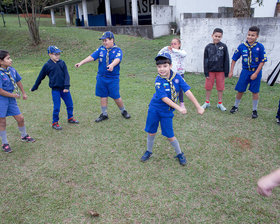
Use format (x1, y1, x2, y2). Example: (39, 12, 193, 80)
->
(167, 136, 176, 142)
(16, 115, 24, 123)
(0, 118, 6, 126)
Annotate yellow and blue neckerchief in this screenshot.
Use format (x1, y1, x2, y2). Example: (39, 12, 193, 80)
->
(0, 67, 20, 95)
(159, 71, 177, 103)
(243, 41, 258, 71)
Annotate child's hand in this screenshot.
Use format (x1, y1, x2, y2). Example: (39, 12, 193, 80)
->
(179, 107, 187, 114)
(168, 46, 172, 51)
(22, 93, 28, 100)
(250, 73, 258, 80)
(75, 63, 81, 68)
(107, 64, 114, 71)
(63, 89, 69, 93)
(228, 71, 233, 78)
(14, 94, 20, 99)
(257, 176, 275, 197)
(197, 106, 204, 115)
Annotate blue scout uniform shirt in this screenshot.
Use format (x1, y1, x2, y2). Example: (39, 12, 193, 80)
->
(91, 44, 122, 78)
(149, 71, 191, 113)
(232, 41, 267, 71)
(31, 59, 70, 91)
(0, 67, 21, 93)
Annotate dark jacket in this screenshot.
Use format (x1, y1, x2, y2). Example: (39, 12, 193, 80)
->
(203, 42, 229, 77)
(31, 59, 70, 91)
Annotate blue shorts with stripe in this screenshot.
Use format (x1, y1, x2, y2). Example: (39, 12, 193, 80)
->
(235, 69, 262, 93)
(144, 109, 174, 138)
(95, 76, 120, 99)
(0, 96, 21, 118)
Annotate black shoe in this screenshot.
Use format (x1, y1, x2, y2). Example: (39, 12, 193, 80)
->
(277, 118, 280, 125)
(21, 134, 35, 143)
(2, 144, 12, 153)
(95, 113, 108, 122)
(230, 106, 238, 114)
(121, 110, 131, 119)
(52, 122, 62, 130)
(252, 110, 258, 119)
(68, 117, 79, 124)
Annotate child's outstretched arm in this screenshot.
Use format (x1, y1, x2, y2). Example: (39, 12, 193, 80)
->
(185, 90, 204, 115)
(0, 88, 20, 99)
(31, 65, 47, 91)
(161, 97, 186, 114)
(75, 56, 94, 68)
(228, 60, 236, 78)
(16, 81, 27, 100)
(257, 168, 280, 197)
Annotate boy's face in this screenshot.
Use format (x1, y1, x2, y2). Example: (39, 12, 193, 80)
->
(103, 38, 114, 49)
(212, 32, 222, 44)
(49, 53, 60, 62)
(0, 54, 12, 68)
(247, 31, 258, 44)
(157, 63, 172, 78)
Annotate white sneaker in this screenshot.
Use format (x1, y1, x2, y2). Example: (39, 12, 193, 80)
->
(202, 102, 210, 109)
(217, 103, 227, 111)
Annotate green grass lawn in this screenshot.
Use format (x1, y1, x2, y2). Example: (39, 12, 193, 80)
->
(0, 15, 279, 224)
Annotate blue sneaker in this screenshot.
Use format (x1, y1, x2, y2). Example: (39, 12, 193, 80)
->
(141, 150, 152, 162)
(174, 153, 187, 166)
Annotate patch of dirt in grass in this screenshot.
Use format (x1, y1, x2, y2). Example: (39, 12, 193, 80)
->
(228, 136, 252, 151)
(127, 74, 136, 78)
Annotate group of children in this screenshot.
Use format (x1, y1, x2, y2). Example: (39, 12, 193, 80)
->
(0, 27, 276, 167)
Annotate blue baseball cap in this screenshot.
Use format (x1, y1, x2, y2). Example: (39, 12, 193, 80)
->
(99, 31, 114, 40)
(47, 46, 62, 54)
(155, 52, 172, 63)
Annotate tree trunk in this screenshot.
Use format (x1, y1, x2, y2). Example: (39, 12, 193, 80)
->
(26, 16, 41, 45)
(233, 0, 252, 17)
(70, 4, 74, 25)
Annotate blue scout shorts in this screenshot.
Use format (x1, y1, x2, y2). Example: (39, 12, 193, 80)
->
(95, 76, 120, 99)
(235, 69, 262, 93)
(0, 96, 21, 118)
(145, 109, 174, 138)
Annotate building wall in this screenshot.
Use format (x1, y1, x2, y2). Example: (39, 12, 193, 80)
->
(253, 0, 278, 17)
(180, 17, 280, 80)
(169, 0, 278, 25)
(169, 0, 232, 24)
(151, 5, 173, 38)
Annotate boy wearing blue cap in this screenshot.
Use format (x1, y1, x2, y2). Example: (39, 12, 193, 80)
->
(140, 52, 204, 166)
(229, 26, 267, 119)
(31, 46, 79, 130)
(75, 31, 131, 122)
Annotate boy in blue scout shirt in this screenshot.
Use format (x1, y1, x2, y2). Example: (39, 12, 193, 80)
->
(75, 31, 131, 122)
(140, 53, 204, 166)
(0, 50, 35, 153)
(31, 46, 79, 130)
(229, 26, 267, 118)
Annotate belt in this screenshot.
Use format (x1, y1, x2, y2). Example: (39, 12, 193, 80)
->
(244, 67, 256, 72)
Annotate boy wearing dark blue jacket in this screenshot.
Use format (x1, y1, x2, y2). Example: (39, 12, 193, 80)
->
(31, 46, 79, 130)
